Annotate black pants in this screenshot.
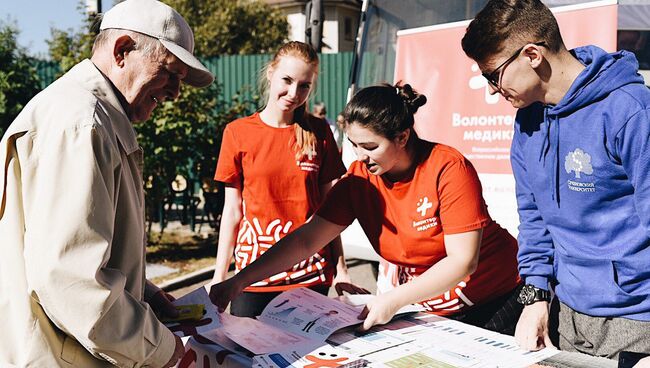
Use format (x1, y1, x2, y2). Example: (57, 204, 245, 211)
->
(449, 284, 524, 336)
(230, 285, 330, 318)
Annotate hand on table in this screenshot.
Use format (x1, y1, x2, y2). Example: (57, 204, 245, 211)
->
(357, 292, 401, 332)
(332, 270, 353, 292)
(209, 277, 244, 312)
(515, 301, 556, 351)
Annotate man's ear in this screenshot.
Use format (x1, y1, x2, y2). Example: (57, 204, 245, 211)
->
(113, 34, 136, 68)
(523, 43, 544, 69)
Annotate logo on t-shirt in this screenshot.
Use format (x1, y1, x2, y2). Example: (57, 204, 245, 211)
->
(236, 216, 328, 287)
(564, 148, 596, 193)
(416, 197, 433, 216)
(413, 197, 438, 232)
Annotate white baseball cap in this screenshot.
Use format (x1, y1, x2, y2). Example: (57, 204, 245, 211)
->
(100, 0, 214, 88)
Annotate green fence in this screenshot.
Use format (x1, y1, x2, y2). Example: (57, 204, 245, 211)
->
(35, 52, 353, 122)
(33, 60, 61, 90)
(312, 52, 354, 121)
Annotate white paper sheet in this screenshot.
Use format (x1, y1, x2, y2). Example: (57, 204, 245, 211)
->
(217, 288, 365, 355)
(258, 287, 365, 339)
(164, 287, 222, 337)
(363, 314, 559, 368)
(218, 311, 317, 355)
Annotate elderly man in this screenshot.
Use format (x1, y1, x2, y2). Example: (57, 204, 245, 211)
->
(0, 0, 213, 367)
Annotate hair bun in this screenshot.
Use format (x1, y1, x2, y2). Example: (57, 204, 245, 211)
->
(410, 94, 427, 111)
(397, 83, 427, 114)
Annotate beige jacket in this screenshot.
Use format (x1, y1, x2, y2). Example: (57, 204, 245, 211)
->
(0, 60, 176, 367)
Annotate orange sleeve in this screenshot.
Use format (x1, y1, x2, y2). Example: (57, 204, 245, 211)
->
(318, 121, 346, 185)
(214, 124, 242, 185)
(437, 158, 490, 234)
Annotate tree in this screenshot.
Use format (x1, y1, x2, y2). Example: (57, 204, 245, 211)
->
(47, 2, 98, 74)
(161, 0, 288, 57)
(47, 27, 96, 75)
(137, 82, 258, 227)
(0, 22, 41, 138)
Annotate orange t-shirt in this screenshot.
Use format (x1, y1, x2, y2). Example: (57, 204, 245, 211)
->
(316, 142, 520, 316)
(215, 112, 346, 292)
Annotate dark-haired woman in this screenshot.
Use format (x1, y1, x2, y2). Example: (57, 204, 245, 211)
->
(210, 83, 522, 334)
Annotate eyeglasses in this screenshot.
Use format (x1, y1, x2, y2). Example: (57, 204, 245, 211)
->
(482, 42, 546, 89)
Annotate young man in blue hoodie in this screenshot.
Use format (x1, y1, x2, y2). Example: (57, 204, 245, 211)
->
(461, 0, 650, 362)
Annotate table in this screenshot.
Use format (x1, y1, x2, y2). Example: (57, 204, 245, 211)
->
(176, 313, 617, 368)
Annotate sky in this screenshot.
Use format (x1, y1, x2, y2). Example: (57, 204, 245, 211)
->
(0, 0, 99, 58)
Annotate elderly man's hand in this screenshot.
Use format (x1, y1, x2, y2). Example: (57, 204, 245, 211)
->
(149, 290, 179, 320)
(163, 335, 185, 367)
(209, 277, 245, 312)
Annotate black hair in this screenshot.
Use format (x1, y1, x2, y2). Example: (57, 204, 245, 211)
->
(342, 83, 427, 140)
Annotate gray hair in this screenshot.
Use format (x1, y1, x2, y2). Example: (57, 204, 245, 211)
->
(92, 28, 166, 57)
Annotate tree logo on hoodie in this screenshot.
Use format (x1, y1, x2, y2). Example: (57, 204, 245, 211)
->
(565, 148, 593, 178)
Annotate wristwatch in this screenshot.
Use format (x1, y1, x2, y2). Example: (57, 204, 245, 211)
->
(517, 284, 551, 305)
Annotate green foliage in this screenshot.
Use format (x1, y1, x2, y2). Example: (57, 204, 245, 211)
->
(162, 0, 288, 57)
(136, 82, 259, 223)
(46, 3, 97, 74)
(0, 22, 41, 138)
(46, 28, 94, 74)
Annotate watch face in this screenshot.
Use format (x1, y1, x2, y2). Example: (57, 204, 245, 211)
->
(518, 285, 537, 305)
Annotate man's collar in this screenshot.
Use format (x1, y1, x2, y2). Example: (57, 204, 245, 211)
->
(69, 59, 140, 155)
(104, 73, 131, 117)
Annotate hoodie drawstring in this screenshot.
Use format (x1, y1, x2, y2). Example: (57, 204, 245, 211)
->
(538, 107, 561, 207)
(553, 115, 560, 207)
(539, 108, 551, 164)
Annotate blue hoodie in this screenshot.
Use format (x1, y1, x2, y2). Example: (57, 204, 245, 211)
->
(512, 45, 650, 321)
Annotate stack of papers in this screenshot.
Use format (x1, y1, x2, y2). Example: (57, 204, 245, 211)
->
(166, 287, 560, 368)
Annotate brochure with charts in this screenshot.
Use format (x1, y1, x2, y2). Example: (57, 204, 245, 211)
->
(218, 287, 365, 354)
(218, 287, 427, 356)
